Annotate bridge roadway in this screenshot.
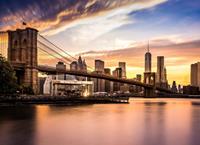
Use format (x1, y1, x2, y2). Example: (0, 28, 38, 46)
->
(37, 65, 174, 94)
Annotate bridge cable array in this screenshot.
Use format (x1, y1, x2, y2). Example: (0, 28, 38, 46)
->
(37, 34, 94, 71)
(37, 41, 72, 63)
(38, 46, 70, 66)
(38, 34, 77, 61)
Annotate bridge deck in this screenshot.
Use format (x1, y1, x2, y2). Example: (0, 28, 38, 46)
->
(37, 65, 153, 88)
(37, 65, 175, 94)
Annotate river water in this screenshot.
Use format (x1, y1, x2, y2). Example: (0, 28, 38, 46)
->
(0, 98, 200, 145)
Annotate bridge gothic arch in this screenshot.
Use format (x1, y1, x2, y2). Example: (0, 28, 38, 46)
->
(144, 72, 156, 97)
(144, 72, 156, 85)
(7, 28, 39, 94)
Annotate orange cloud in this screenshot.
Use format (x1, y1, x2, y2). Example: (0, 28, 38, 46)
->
(0, 0, 167, 35)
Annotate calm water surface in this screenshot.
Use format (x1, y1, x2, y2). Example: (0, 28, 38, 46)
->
(0, 98, 200, 145)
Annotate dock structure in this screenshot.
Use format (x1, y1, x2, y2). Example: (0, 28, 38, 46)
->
(0, 95, 129, 104)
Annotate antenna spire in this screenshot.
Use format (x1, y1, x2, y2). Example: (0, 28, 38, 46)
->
(147, 41, 150, 52)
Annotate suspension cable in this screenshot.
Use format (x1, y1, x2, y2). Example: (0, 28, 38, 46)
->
(38, 47, 70, 65)
(38, 34, 94, 71)
(38, 34, 77, 60)
(37, 40, 72, 63)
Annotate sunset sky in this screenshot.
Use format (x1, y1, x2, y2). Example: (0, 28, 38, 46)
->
(0, 0, 200, 85)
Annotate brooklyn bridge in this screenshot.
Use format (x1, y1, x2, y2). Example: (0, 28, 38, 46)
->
(0, 27, 176, 97)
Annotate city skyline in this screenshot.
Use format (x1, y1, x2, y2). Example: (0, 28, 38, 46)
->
(0, 0, 200, 85)
(1, 1, 200, 145)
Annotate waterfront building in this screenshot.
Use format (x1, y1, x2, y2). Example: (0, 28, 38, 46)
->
(119, 62, 126, 79)
(178, 84, 182, 93)
(136, 74, 142, 92)
(120, 85, 129, 93)
(70, 61, 78, 71)
(183, 85, 199, 95)
(104, 68, 111, 93)
(171, 81, 178, 93)
(82, 59, 87, 71)
(156, 56, 168, 88)
(93, 60, 105, 92)
(56, 61, 66, 80)
(157, 56, 164, 83)
(95, 59, 104, 72)
(70, 56, 87, 81)
(145, 42, 151, 73)
(70, 56, 87, 72)
(43, 75, 55, 95)
(43, 75, 93, 96)
(112, 67, 122, 92)
(178, 84, 183, 93)
(129, 74, 143, 93)
(164, 67, 167, 82)
(77, 56, 83, 71)
(191, 62, 200, 89)
(38, 77, 46, 94)
(118, 62, 127, 92)
(43, 60, 93, 96)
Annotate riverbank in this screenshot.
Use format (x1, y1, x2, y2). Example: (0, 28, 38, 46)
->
(1, 94, 200, 106)
(0, 95, 129, 105)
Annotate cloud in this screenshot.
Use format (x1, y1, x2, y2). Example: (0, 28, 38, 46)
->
(56, 13, 133, 45)
(0, 0, 167, 35)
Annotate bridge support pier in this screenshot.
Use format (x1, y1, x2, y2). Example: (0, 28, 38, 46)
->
(144, 87, 155, 98)
(24, 68, 38, 93)
(144, 72, 156, 98)
(8, 28, 38, 94)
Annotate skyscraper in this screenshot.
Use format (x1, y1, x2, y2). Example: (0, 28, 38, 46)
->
(70, 61, 78, 71)
(77, 56, 87, 72)
(104, 68, 111, 92)
(156, 56, 168, 88)
(93, 60, 105, 92)
(70, 56, 87, 81)
(145, 42, 151, 73)
(70, 56, 87, 72)
(136, 74, 142, 92)
(56, 61, 66, 80)
(191, 62, 200, 88)
(171, 81, 178, 93)
(164, 67, 167, 82)
(112, 67, 122, 92)
(95, 60, 104, 72)
(119, 62, 126, 79)
(157, 56, 165, 83)
(77, 56, 83, 71)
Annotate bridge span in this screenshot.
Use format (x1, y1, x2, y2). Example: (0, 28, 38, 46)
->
(37, 65, 174, 95)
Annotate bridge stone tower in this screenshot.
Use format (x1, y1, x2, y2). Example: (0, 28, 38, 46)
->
(7, 28, 38, 94)
(144, 72, 156, 97)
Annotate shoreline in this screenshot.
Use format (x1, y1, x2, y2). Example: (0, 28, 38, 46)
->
(0, 95, 200, 106)
(0, 96, 129, 105)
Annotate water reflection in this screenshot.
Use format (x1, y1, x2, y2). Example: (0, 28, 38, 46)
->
(0, 99, 200, 145)
(191, 104, 200, 145)
(0, 106, 36, 145)
(143, 101, 166, 145)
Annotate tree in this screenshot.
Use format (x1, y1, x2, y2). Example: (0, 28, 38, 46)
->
(21, 85, 34, 95)
(0, 55, 18, 94)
